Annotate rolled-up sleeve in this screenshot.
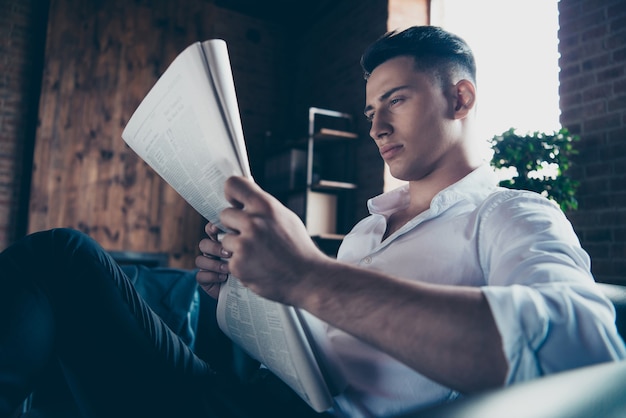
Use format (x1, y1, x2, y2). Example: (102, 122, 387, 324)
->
(478, 191, 626, 384)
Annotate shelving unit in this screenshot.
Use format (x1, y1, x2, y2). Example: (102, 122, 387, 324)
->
(264, 107, 358, 256)
(304, 107, 357, 252)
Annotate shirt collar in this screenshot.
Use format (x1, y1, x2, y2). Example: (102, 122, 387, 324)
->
(367, 165, 500, 217)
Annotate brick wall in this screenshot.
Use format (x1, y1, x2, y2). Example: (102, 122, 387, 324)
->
(0, 0, 48, 249)
(559, 0, 626, 284)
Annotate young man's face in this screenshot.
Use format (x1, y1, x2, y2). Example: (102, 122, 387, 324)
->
(364, 55, 464, 182)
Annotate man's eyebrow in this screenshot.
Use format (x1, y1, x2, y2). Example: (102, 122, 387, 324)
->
(363, 85, 410, 115)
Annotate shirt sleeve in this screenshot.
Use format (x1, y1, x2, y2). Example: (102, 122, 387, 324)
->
(478, 190, 626, 384)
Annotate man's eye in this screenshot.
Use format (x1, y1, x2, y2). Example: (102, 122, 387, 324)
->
(389, 98, 402, 106)
(365, 113, 374, 122)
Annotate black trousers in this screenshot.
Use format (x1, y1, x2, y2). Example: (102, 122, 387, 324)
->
(0, 229, 326, 418)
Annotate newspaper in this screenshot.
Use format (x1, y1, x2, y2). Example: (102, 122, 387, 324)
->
(121, 39, 334, 412)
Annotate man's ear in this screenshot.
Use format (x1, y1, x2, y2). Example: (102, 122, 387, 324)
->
(453, 79, 476, 118)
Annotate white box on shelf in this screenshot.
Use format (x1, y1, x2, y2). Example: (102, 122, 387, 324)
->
(304, 191, 337, 236)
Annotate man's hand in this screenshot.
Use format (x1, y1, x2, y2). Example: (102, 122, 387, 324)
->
(211, 176, 330, 305)
(195, 222, 230, 299)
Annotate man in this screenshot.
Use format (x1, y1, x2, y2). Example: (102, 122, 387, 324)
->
(0, 26, 623, 418)
(195, 25, 626, 416)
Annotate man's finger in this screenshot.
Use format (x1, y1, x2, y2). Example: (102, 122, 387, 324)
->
(219, 206, 249, 234)
(224, 176, 272, 214)
(204, 222, 223, 239)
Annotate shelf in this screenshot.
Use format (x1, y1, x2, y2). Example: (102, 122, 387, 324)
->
(264, 107, 357, 257)
(311, 179, 357, 191)
(313, 128, 358, 140)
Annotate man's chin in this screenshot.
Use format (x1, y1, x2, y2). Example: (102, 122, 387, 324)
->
(387, 166, 409, 181)
(385, 168, 410, 188)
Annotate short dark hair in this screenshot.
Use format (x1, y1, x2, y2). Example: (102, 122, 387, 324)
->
(360, 26, 477, 87)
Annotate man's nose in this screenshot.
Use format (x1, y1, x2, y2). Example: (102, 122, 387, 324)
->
(369, 112, 391, 141)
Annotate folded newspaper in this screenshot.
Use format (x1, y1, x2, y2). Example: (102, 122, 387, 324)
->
(121, 39, 335, 412)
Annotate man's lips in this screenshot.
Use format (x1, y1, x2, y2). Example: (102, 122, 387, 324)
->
(379, 143, 403, 159)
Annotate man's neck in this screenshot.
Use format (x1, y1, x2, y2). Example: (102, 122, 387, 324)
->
(383, 166, 476, 241)
(406, 162, 477, 210)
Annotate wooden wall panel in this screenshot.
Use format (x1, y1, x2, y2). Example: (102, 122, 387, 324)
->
(29, 0, 222, 268)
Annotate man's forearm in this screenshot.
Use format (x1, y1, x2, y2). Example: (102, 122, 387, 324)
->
(294, 259, 508, 393)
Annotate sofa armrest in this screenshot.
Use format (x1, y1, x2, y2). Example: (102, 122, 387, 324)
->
(403, 360, 626, 418)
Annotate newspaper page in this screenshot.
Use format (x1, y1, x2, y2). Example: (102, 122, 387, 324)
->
(200, 41, 251, 179)
(121, 39, 333, 412)
(122, 40, 242, 231)
(217, 278, 334, 412)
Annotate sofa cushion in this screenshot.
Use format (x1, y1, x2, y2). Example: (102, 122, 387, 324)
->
(121, 265, 200, 348)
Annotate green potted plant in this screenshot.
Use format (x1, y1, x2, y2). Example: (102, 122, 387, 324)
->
(490, 128, 580, 212)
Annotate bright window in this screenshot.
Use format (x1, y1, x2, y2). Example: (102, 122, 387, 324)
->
(384, 0, 561, 191)
(431, 0, 561, 156)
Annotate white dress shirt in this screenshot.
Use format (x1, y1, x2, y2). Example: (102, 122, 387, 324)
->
(306, 165, 626, 418)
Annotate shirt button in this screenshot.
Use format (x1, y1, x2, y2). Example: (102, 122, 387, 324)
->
(363, 256, 372, 264)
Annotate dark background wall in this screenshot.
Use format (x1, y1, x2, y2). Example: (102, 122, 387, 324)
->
(3, 0, 625, 283)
